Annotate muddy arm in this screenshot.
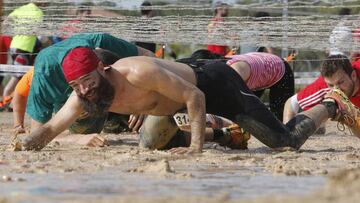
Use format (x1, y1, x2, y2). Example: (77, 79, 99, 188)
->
(129, 64, 206, 153)
(22, 93, 83, 150)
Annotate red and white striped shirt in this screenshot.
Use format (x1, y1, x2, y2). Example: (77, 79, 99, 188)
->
(297, 77, 330, 111)
(226, 52, 285, 91)
(297, 61, 360, 111)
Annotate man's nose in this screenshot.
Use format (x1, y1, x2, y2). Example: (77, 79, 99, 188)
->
(79, 84, 89, 95)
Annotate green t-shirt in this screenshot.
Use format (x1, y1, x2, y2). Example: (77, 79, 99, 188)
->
(26, 33, 138, 123)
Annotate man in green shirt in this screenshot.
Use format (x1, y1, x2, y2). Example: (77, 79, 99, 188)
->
(26, 33, 154, 132)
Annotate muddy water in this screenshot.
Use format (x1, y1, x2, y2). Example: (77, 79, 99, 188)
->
(2, 112, 360, 202)
(1, 166, 325, 201)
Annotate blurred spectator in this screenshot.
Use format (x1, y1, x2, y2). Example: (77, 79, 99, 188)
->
(0, 35, 12, 102)
(207, 1, 230, 56)
(353, 28, 360, 61)
(2, 2, 43, 110)
(134, 1, 157, 53)
(58, 3, 92, 40)
(329, 8, 352, 57)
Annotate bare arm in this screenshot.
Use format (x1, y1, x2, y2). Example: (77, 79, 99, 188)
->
(31, 119, 43, 131)
(129, 64, 206, 153)
(22, 93, 83, 150)
(137, 46, 156, 57)
(12, 92, 27, 131)
(283, 94, 299, 123)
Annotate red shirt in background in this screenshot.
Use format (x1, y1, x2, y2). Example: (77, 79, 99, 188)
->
(59, 20, 83, 39)
(0, 35, 12, 64)
(297, 60, 360, 110)
(207, 17, 228, 56)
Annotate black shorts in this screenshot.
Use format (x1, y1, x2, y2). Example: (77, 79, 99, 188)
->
(193, 61, 261, 120)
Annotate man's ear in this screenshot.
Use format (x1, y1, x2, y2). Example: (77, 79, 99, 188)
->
(97, 61, 105, 71)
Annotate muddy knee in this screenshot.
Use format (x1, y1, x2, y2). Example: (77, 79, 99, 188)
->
(69, 113, 107, 134)
(287, 114, 317, 149)
(139, 115, 179, 149)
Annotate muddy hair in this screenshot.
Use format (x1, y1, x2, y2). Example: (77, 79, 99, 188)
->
(93, 49, 121, 66)
(321, 54, 353, 78)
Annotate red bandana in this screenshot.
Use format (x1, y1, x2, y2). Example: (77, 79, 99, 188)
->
(62, 47, 100, 82)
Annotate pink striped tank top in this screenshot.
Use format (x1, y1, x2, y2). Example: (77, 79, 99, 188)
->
(226, 52, 285, 91)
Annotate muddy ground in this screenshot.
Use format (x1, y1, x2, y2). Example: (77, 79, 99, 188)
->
(0, 112, 360, 203)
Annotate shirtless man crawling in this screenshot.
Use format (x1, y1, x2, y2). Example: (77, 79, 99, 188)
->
(21, 47, 360, 154)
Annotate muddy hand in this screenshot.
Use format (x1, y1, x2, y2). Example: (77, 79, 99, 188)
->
(13, 125, 26, 135)
(22, 133, 49, 151)
(75, 134, 109, 147)
(11, 125, 26, 151)
(169, 147, 201, 155)
(86, 135, 108, 147)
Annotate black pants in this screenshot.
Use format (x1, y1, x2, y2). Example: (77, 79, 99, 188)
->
(195, 61, 316, 149)
(254, 61, 294, 121)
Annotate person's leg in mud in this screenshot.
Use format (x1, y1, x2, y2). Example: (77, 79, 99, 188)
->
(232, 79, 334, 149)
(69, 112, 130, 134)
(139, 115, 248, 150)
(268, 61, 295, 121)
(198, 62, 327, 149)
(139, 115, 185, 150)
(103, 112, 130, 133)
(68, 112, 108, 134)
(139, 109, 329, 151)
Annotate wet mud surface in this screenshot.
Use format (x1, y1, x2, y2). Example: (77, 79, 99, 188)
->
(1, 112, 360, 202)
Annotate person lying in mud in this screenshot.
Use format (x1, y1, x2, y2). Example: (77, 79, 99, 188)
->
(25, 33, 154, 134)
(141, 49, 294, 150)
(20, 47, 360, 154)
(11, 49, 130, 147)
(178, 49, 294, 121)
(283, 54, 360, 124)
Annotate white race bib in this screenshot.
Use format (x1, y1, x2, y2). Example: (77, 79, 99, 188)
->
(173, 113, 191, 131)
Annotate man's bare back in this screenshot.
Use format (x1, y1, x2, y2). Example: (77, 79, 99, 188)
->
(106, 56, 198, 116)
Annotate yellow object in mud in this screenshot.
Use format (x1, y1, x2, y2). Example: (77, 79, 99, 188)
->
(324, 88, 360, 138)
(222, 124, 251, 150)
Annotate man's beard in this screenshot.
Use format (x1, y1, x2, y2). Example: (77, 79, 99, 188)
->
(79, 75, 115, 116)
